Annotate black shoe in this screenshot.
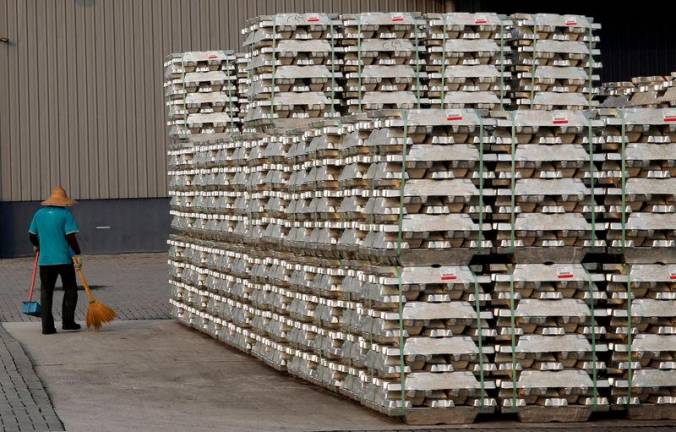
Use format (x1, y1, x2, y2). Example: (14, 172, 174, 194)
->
(62, 323, 81, 331)
(42, 328, 57, 335)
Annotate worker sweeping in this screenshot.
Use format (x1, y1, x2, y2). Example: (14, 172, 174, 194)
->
(28, 186, 83, 335)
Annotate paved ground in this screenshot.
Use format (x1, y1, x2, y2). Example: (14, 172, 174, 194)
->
(0, 325, 63, 432)
(0, 253, 170, 322)
(4, 320, 676, 432)
(1, 254, 675, 432)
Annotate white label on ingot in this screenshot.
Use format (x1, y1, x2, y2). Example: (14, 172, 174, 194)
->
(391, 13, 405, 22)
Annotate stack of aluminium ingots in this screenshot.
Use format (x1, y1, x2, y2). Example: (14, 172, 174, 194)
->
(242, 13, 343, 131)
(341, 13, 428, 113)
(489, 109, 610, 421)
(510, 14, 601, 110)
(425, 12, 512, 112)
(600, 107, 676, 420)
(164, 51, 239, 142)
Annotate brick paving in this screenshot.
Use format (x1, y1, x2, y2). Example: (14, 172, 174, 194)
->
(0, 253, 171, 323)
(0, 253, 169, 431)
(0, 325, 63, 432)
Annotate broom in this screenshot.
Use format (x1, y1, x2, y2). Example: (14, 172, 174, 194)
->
(75, 266, 116, 329)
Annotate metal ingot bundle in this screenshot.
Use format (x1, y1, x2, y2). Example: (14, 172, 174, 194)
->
(604, 263, 676, 419)
(491, 110, 605, 261)
(602, 108, 676, 263)
(242, 14, 342, 130)
(510, 14, 601, 110)
(426, 13, 512, 111)
(342, 13, 427, 113)
(164, 51, 239, 141)
(331, 109, 493, 265)
(236, 53, 253, 131)
(491, 263, 609, 421)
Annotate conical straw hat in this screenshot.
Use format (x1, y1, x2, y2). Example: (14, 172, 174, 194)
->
(41, 186, 77, 207)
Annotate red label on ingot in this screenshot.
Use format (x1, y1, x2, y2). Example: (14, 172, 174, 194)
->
(557, 272, 574, 279)
(664, 115, 676, 123)
(553, 117, 569, 125)
(441, 274, 457, 281)
(564, 18, 578, 26)
(447, 111, 463, 121)
(392, 14, 404, 22)
(670, 273, 676, 280)
(474, 17, 488, 25)
(307, 16, 320, 23)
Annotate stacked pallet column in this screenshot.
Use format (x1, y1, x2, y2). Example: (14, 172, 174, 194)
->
(510, 14, 601, 110)
(601, 108, 676, 420)
(342, 13, 427, 113)
(490, 110, 609, 421)
(242, 14, 342, 131)
(425, 12, 511, 111)
(164, 51, 240, 141)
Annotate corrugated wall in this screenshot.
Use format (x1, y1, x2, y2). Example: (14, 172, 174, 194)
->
(0, 0, 445, 202)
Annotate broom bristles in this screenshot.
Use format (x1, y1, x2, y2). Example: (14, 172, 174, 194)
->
(86, 301, 117, 330)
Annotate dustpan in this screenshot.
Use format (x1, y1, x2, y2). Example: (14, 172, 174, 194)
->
(21, 253, 41, 317)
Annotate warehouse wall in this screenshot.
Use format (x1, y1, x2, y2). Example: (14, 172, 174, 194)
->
(0, 0, 445, 202)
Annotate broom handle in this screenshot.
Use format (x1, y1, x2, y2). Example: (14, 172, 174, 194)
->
(27, 252, 39, 301)
(76, 267, 96, 303)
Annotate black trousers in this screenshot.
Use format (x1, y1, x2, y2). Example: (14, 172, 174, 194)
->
(39, 264, 78, 331)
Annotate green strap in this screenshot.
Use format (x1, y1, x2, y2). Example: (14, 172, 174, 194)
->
(395, 111, 409, 415)
(357, 20, 363, 113)
(586, 25, 594, 107)
(619, 108, 634, 405)
(508, 264, 518, 410)
(474, 112, 486, 409)
(587, 115, 598, 410)
(509, 111, 517, 252)
(271, 18, 277, 116)
(227, 53, 235, 132)
(508, 111, 518, 409)
(330, 22, 337, 115)
(477, 114, 485, 249)
(414, 21, 421, 108)
(440, 17, 448, 109)
(626, 264, 633, 406)
(499, 20, 505, 111)
(620, 108, 627, 250)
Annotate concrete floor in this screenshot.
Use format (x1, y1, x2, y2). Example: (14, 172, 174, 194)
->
(2, 320, 398, 432)
(5, 320, 676, 432)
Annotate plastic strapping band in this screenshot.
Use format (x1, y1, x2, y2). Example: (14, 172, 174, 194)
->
(499, 19, 505, 111)
(330, 21, 337, 115)
(509, 111, 517, 252)
(474, 112, 486, 409)
(357, 19, 363, 113)
(626, 263, 633, 406)
(414, 18, 421, 108)
(227, 53, 235, 132)
(271, 18, 277, 116)
(530, 32, 536, 109)
(620, 107, 634, 406)
(440, 16, 448, 109)
(587, 25, 594, 107)
(586, 114, 599, 409)
(508, 111, 518, 410)
(477, 114, 485, 249)
(396, 110, 409, 416)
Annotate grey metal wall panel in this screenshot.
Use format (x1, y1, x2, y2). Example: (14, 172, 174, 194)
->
(0, 198, 171, 258)
(0, 0, 444, 202)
